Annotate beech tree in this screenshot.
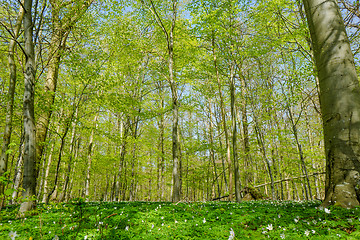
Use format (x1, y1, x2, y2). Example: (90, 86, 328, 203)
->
(19, 0, 36, 215)
(303, 0, 360, 208)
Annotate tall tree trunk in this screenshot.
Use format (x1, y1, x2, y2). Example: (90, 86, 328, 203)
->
(168, 0, 181, 203)
(303, 0, 360, 208)
(35, 0, 93, 180)
(59, 107, 78, 202)
(11, 133, 24, 204)
(287, 106, 312, 200)
(230, 65, 241, 202)
(41, 137, 56, 203)
(85, 114, 98, 202)
(141, 0, 180, 202)
(157, 95, 165, 201)
(254, 123, 275, 200)
(212, 35, 232, 200)
(19, 0, 37, 215)
(46, 119, 72, 203)
(0, 2, 25, 200)
(208, 99, 220, 198)
(240, 76, 251, 186)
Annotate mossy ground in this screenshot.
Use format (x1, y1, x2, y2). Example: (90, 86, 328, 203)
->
(1, 200, 360, 239)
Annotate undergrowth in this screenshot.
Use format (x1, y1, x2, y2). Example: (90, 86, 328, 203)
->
(1, 200, 360, 239)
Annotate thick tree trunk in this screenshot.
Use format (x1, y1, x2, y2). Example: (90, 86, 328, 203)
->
(303, 0, 360, 208)
(0, 3, 24, 200)
(19, 0, 37, 215)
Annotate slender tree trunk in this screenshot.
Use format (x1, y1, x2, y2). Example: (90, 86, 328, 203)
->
(129, 117, 140, 201)
(157, 100, 165, 201)
(208, 99, 220, 198)
(168, 1, 181, 202)
(240, 77, 251, 186)
(65, 137, 81, 202)
(19, 0, 37, 215)
(11, 133, 24, 204)
(287, 106, 312, 200)
(254, 124, 275, 199)
(212, 35, 232, 200)
(230, 65, 241, 202)
(59, 108, 78, 202)
(0, 2, 25, 200)
(41, 138, 56, 203)
(85, 114, 98, 201)
(303, 0, 360, 208)
(46, 121, 71, 203)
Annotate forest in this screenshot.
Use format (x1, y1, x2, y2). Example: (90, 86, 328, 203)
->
(1, 0, 360, 217)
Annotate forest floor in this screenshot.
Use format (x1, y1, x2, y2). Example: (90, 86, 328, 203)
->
(1, 200, 360, 239)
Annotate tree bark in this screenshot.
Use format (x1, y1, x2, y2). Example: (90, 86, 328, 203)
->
(19, 0, 37, 215)
(303, 0, 360, 208)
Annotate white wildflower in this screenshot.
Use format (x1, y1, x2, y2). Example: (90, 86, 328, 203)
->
(304, 230, 310, 236)
(203, 218, 206, 223)
(280, 233, 285, 239)
(52, 235, 59, 240)
(125, 226, 129, 231)
(324, 208, 331, 214)
(266, 224, 273, 231)
(9, 231, 18, 240)
(228, 228, 235, 240)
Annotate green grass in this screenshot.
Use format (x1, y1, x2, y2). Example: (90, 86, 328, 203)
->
(1, 200, 360, 239)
